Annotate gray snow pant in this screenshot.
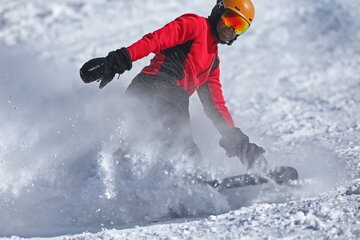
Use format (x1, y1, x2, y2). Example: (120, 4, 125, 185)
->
(126, 73, 201, 160)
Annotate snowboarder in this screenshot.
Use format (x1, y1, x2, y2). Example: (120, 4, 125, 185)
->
(80, 0, 265, 168)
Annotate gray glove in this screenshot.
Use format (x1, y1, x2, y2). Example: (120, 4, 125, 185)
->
(219, 127, 265, 168)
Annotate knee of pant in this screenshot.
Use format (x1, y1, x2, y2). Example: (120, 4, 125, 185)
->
(187, 146, 202, 160)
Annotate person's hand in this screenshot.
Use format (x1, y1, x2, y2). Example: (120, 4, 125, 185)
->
(80, 48, 132, 89)
(80, 57, 115, 88)
(219, 127, 265, 168)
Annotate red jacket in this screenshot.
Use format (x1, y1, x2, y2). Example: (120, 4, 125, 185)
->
(127, 14, 235, 134)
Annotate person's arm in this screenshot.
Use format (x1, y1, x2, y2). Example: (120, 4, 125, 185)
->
(127, 14, 204, 61)
(197, 56, 235, 136)
(80, 14, 204, 88)
(197, 57, 265, 167)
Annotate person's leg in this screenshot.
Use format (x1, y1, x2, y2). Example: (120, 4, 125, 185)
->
(126, 73, 202, 161)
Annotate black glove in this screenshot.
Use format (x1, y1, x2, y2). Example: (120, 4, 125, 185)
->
(80, 48, 132, 89)
(219, 127, 265, 166)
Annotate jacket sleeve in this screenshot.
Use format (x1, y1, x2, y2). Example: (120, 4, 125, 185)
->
(126, 14, 204, 62)
(197, 56, 235, 136)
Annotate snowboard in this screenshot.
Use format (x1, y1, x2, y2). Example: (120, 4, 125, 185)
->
(208, 166, 298, 189)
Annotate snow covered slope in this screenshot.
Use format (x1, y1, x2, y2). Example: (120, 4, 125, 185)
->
(0, 0, 359, 239)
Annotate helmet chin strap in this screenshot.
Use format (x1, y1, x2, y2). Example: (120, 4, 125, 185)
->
(227, 35, 238, 46)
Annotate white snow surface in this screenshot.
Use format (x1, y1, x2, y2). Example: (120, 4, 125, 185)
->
(0, 0, 359, 239)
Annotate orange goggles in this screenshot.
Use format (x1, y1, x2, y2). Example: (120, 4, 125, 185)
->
(221, 10, 250, 35)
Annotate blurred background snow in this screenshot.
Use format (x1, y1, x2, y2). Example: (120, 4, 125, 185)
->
(0, 0, 359, 238)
